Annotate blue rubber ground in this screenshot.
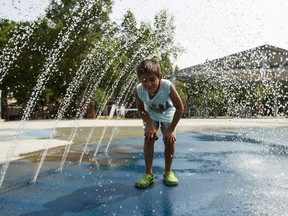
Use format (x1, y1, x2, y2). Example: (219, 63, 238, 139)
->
(1, 128, 288, 216)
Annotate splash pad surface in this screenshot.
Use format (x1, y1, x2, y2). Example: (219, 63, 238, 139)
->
(0, 118, 288, 215)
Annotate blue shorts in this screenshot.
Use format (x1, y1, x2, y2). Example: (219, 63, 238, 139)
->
(143, 120, 175, 140)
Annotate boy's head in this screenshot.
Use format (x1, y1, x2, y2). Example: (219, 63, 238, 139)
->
(136, 59, 162, 79)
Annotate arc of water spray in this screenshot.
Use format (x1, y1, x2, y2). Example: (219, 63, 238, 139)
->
(87, 35, 165, 160)
(104, 76, 137, 153)
(0, 22, 39, 84)
(78, 23, 175, 163)
(59, 63, 114, 167)
(78, 95, 115, 164)
(0, 0, 100, 188)
(70, 35, 147, 164)
(33, 19, 175, 174)
(58, 30, 131, 169)
(104, 126, 118, 154)
(77, 103, 109, 164)
(0, 121, 26, 188)
(79, 74, 135, 162)
(58, 79, 105, 171)
(92, 104, 117, 157)
(90, 65, 138, 158)
(52, 18, 130, 171)
(88, 61, 141, 157)
(30, 63, 93, 182)
(30, 27, 112, 182)
(0, 25, 73, 187)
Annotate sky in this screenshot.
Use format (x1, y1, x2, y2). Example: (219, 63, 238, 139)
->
(1, 0, 288, 69)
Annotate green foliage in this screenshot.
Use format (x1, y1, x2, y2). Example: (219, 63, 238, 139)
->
(0, 19, 16, 45)
(0, 1, 181, 119)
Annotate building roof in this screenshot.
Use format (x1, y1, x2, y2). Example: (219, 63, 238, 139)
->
(176, 44, 288, 83)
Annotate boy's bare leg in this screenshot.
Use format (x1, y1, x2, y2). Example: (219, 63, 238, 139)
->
(144, 139, 154, 175)
(164, 141, 175, 172)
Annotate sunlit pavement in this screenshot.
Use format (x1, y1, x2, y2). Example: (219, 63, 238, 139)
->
(0, 119, 288, 215)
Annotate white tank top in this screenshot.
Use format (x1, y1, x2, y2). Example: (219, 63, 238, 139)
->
(136, 79, 175, 122)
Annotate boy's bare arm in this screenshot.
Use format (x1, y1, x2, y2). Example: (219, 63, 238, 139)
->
(167, 85, 184, 133)
(133, 88, 156, 139)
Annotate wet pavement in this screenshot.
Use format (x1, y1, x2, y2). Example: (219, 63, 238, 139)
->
(1, 127, 288, 216)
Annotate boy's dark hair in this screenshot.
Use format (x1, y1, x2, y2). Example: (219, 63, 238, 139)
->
(136, 59, 162, 78)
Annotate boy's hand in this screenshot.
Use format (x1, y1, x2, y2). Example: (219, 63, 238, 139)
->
(164, 131, 176, 144)
(145, 129, 157, 141)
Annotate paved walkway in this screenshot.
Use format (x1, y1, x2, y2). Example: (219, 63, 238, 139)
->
(1, 118, 287, 162)
(0, 118, 288, 215)
(1, 117, 288, 129)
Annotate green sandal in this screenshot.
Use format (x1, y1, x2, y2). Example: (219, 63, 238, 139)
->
(135, 174, 155, 188)
(163, 171, 179, 186)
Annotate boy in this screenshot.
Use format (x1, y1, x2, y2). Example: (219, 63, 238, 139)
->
(134, 59, 184, 188)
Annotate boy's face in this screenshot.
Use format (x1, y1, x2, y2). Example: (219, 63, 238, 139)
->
(139, 73, 162, 96)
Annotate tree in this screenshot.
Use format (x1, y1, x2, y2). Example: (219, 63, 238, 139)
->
(0, 2, 182, 120)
